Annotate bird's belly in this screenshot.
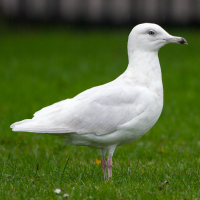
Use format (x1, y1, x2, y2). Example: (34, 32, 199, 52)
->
(123, 105, 163, 143)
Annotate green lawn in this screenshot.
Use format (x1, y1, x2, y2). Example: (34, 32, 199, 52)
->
(0, 24, 200, 199)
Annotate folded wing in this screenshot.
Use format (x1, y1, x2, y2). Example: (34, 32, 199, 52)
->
(11, 81, 148, 135)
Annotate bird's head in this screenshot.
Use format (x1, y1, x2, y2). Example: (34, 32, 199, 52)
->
(128, 23, 187, 54)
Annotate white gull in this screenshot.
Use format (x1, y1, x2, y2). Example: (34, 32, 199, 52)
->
(11, 23, 187, 179)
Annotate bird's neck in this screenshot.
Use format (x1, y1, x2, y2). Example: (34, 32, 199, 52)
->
(128, 50, 160, 71)
(121, 50, 163, 95)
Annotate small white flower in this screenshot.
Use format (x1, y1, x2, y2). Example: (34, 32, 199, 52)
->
(63, 193, 69, 198)
(54, 189, 61, 194)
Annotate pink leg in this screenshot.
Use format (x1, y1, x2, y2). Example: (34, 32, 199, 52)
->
(101, 151, 107, 180)
(107, 154, 113, 178)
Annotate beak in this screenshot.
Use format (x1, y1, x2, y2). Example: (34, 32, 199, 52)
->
(165, 36, 188, 45)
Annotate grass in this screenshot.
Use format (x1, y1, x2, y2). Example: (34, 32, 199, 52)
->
(0, 24, 200, 199)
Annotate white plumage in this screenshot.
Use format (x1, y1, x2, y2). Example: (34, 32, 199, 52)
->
(11, 23, 187, 179)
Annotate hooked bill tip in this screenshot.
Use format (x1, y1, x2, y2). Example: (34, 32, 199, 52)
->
(179, 38, 188, 45)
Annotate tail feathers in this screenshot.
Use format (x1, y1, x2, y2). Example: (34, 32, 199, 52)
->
(10, 119, 32, 128)
(11, 120, 72, 134)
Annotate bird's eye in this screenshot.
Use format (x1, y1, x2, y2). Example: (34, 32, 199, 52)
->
(148, 30, 155, 35)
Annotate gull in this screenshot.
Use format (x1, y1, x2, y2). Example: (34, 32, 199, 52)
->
(10, 23, 187, 180)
